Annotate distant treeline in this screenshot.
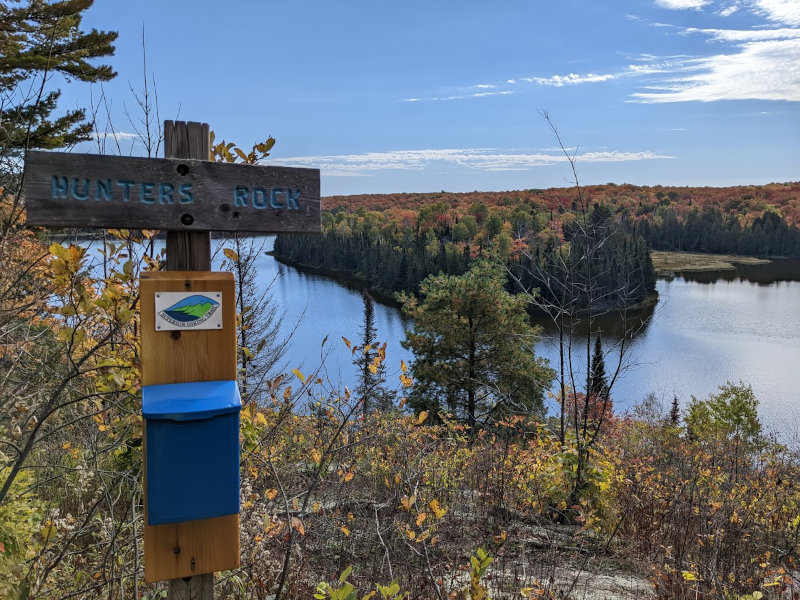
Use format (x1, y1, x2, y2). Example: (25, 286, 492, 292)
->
(627, 205, 800, 258)
(273, 201, 657, 311)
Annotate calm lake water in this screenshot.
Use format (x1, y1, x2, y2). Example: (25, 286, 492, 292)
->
(81, 235, 797, 437)
(242, 238, 800, 437)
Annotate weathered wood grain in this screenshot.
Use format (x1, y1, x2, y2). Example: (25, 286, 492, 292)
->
(168, 574, 214, 600)
(165, 122, 211, 271)
(23, 146, 320, 233)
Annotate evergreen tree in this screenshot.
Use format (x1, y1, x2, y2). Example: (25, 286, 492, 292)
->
(399, 261, 553, 427)
(355, 290, 393, 414)
(1, 0, 117, 185)
(669, 396, 681, 426)
(588, 335, 608, 398)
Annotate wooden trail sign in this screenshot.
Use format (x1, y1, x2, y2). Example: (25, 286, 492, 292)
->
(23, 148, 320, 233)
(21, 121, 321, 594)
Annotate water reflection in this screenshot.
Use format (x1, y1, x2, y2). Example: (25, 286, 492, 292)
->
(669, 258, 800, 285)
(77, 234, 799, 437)
(265, 245, 798, 436)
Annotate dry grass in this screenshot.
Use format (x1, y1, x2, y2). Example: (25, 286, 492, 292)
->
(651, 251, 769, 273)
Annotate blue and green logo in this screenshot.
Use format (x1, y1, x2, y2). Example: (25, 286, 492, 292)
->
(158, 294, 220, 328)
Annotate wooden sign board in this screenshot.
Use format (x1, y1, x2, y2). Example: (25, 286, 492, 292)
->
(23, 149, 320, 233)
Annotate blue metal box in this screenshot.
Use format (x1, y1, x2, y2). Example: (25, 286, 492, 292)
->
(142, 380, 241, 526)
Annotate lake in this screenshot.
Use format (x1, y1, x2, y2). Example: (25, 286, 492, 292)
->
(245, 238, 799, 437)
(81, 235, 798, 437)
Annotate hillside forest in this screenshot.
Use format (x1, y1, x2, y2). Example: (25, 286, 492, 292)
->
(274, 182, 800, 302)
(2, 2, 800, 600)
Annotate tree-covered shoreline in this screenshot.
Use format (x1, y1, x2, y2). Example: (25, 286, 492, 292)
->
(273, 200, 659, 314)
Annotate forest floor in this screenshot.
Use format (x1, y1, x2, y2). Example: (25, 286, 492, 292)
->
(651, 250, 770, 273)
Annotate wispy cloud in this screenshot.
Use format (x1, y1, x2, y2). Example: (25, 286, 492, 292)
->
(632, 36, 800, 102)
(402, 90, 512, 102)
(91, 131, 139, 141)
(522, 72, 621, 86)
(683, 26, 800, 40)
(718, 3, 741, 17)
(277, 148, 673, 177)
(402, 4, 800, 106)
(655, 0, 712, 9)
(751, 0, 800, 26)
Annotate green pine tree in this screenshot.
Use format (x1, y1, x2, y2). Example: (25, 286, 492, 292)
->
(399, 261, 554, 427)
(1, 0, 117, 184)
(355, 290, 394, 414)
(588, 334, 608, 399)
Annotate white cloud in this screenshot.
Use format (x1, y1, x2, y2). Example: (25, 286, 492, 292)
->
(632, 37, 800, 102)
(655, 0, 712, 9)
(523, 72, 620, 86)
(684, 26, 800, 41)
(718, 3, 741, 17)
(750, 0, 800, 26)
(402, 10, 800, 107)
(276, 148, 673, 177)
(91, 131, 138, 141)
(402, 90, 512, 102)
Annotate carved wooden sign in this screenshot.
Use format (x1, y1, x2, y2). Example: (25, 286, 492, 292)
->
(23, 150, 320, 233)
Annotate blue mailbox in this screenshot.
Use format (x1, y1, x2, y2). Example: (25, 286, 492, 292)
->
(142, 380, 241, 526)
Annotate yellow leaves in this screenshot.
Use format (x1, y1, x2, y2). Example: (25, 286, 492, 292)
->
(312, 501, 321, 513)
(681, 570, 699, 582)
(406, 529, 416, 541)
(342, 336, 351, 349)
(292, 368, 306, 383)
(399, 374, 413, 388)
(49, 242, 87, 283)
(415, 512, 427, 527)
(39, 522, 57, 541)
(265, 488, 278, 501)
(290, 516, 305, 536)
(342, 471, 355, 483)
(428, 499, 448, 520)
(401, 359, 408, 374)
(400, 494, 415, 511)
(340, 525, 350, 536)
(210, 133, 275, 165)
(255, 412, 268, 427)
(310, 448, 322, 465)
(368, 363, 378, 375)
(417, 411, 428, 425)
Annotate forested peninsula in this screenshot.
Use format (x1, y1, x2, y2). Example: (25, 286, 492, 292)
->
(274, 182, 800, 305)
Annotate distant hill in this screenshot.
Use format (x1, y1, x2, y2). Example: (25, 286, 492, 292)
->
(324, 182, 800, 228)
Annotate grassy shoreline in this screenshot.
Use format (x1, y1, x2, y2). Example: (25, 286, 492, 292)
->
(651, 250, 770, 274)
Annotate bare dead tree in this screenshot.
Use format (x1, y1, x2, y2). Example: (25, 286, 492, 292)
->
(508, 111, 655, 503)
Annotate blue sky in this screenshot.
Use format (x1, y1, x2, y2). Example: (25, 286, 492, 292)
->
(68, 0, 799, 195)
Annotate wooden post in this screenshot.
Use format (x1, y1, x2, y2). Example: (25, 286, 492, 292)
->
(164, 121, 211, 271)
(164, 120, 214, 600)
